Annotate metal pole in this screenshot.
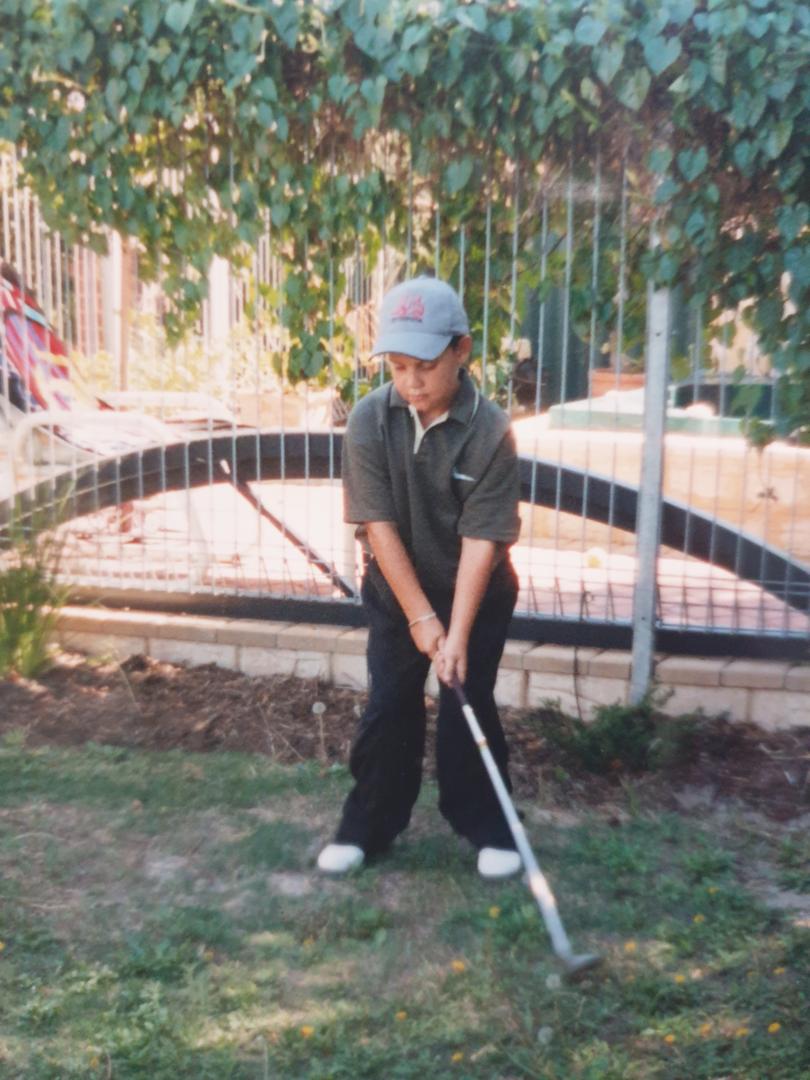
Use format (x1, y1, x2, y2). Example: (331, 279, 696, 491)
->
(629, 226, 672, 704)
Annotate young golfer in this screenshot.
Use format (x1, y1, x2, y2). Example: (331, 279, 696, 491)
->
(318, 276, 522, 878)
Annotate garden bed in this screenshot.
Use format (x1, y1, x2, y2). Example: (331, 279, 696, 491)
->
(2, 650, 809, 822)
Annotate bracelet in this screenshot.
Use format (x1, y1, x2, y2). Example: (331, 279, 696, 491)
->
(408, 611, 437, 629)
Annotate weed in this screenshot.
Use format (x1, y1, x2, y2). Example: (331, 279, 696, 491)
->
(0, 504, 71, 678)
(536, 696, 696, 775)
(776, 835, 810, 892)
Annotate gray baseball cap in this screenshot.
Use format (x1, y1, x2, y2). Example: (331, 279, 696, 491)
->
(370, 276, 469, 361)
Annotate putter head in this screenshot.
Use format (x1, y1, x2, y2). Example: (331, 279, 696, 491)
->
(561, 952, 603, 980)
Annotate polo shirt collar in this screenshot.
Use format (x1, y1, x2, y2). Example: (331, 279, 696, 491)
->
(388, 369, 480, 426)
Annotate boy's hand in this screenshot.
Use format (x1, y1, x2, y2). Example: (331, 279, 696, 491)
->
(436, 632, 468, 687)
(410, 615, 445, 660)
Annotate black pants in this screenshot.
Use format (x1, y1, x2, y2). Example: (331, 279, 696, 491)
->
(334, 563, 519, 856)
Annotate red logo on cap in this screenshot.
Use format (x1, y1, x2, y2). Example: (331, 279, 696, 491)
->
(391, 294, 425, 321)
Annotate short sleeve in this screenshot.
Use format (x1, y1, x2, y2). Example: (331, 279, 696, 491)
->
(457, 428, 520, 543)
(342, 400, 396, 524)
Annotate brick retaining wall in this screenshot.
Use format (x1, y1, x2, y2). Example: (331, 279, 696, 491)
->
(55, 607, 810, 731)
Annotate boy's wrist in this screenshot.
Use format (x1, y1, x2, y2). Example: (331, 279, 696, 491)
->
(408, 610, 437, 629)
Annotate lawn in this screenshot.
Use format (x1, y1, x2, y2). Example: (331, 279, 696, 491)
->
(1, 728, 808, 1079)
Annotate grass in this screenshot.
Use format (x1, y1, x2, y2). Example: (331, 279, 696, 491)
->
(1, 733, 809, 1078)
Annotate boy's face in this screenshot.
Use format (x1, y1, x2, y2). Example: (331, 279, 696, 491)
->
(386, 336, 472, 426)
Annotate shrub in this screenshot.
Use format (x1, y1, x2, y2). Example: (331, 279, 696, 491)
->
(0, 523, 69, 678)
(536, 696, 695, 776)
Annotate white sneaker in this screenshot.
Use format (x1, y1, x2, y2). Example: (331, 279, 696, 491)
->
(477, 847, 522, 879)
(317, 843, 364, 874)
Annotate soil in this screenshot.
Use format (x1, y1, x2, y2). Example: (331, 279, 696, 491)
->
(1, 650, 809, 822)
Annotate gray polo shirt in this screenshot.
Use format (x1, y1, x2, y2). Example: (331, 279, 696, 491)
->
(343, 369, 520, 594)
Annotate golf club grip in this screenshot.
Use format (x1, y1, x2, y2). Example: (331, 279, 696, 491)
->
(452, 678, 575, 960)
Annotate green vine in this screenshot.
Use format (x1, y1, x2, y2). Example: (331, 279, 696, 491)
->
(1, 0, 808, 433)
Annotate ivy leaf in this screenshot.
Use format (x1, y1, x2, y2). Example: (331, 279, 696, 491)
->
(454, 5, 487, 34)
(733, 140, 756, 171)
(768, 76, 796, 102)
(491, 16, 513, 44)
(257, 101, 274, 127)
(110, 43, 133, 72)
(573, 15, 607, 45)
(270, 201, 290, 227)
(668, 0, 695, 25)
(532, 105, 552, 134)
(654, 177, 681, 204)
(778, 204, 809, 243)
(747, 13, 771, 38)
(127, 64, 146, 96)
(615, 68, 651, 111)
(104, 78, 126, 113)
(401, 23, 429, 51)
(580, 77, 600, 106)
(142, 1, 161, 41)
(709, 43, 726, 84)
(269, 2, 300, 49)
(766, 119, 793, 158)
(648, 146, 673, 174)
(677, 146, 708, 181)
(685, 209, 705, 239)
(253, 76, 278, 103)
(75, 30, 94, 63)
(165, 0, 197, 35)
(642, 35, 682, 76)
(595, 42, 623, 86)
(445, 156, 473, 194)
(508, 49, 530, 82)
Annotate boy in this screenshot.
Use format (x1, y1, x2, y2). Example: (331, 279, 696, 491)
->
(318, 276, 522, 878)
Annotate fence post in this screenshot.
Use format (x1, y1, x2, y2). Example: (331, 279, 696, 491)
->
(629, 236, 672, 705)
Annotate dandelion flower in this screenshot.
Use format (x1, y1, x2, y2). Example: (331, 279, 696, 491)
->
(773, 966, 786, 976)
(451, 1051, 464, 1063)
(0, 942, 5, 952)
(707, 885, 719, 895)
(395, 1011, 407, 1022)
(451, 959, 466, 973)
(693, 914, 705, 924)
(624, 940, 637, 953)
(674, 974, 686, 984)
(89, 1058, 100, 1069)
(300, 1025, 315, 1039)
(202, 949, 215, 962)
(735, 1026, 750, 1038)
(302, 937, 316, 948)
(768, 1022, 781, 1034)
(699, 1023, 712, 1037)
(488, 905, 501, 919)
(663, 1034, 676, 1044)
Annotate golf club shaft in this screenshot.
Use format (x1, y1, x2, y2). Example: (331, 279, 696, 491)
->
(452, 677, 577, 962)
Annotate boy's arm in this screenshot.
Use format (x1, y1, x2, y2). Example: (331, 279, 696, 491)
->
(436, 537, 498, 686)
(366, 521, 445, 659)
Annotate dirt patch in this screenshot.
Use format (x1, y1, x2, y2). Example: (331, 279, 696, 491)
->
(2, 650, 809, 821)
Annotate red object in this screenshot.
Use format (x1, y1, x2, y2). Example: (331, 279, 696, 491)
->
(391, 293, 425, 321)
(1, 275, 80, 413)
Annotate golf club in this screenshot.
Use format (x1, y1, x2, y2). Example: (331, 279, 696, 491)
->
(452, 676, 602, 979)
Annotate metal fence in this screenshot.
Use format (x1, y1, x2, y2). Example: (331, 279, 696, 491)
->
(2, 145, 808, 661)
